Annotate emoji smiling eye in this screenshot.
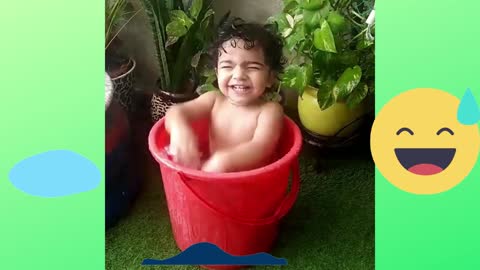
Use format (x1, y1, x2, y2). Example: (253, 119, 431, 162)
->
(437, 127, 454, 135)
(396, 127, 414, 135)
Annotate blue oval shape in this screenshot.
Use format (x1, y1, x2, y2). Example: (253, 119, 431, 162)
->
(9, 150, 101, 197)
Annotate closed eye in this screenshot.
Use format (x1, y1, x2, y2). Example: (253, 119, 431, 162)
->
(396, 127, 414, 135)
(437, 127, 454, 135)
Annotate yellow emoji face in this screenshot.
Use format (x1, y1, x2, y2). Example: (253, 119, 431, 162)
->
(370, 88, 480, 194)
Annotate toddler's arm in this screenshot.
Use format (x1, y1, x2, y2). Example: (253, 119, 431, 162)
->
(202, 102, 284, 172)
(165, 91, 218, 130)
(165, 91, 218, 168)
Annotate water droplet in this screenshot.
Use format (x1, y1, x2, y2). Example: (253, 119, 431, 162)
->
(457, 88, 480, 125)
(9, 150, 101, 197)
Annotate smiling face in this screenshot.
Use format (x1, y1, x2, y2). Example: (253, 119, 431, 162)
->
(370, 88, 480, 194)
(216, 39, 274, 106)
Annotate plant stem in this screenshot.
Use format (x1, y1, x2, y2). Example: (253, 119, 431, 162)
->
(346, 13, 364, 28)
(349, 8, 366, 21)
(355, 28, 368, 40)
(105, 0, 126, 46)
(339, 0, 352, 10)
(105, 9, 141, 50)
(332, 0, 342, 9)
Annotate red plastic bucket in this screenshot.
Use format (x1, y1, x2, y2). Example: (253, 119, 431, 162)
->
(148, 116, 302, 268)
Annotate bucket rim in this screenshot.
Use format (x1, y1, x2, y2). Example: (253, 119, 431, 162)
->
(148, 115, 303, 180)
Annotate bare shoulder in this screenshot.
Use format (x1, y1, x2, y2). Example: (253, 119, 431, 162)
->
(256, 101, 284, 133)
(259, 101, 284, 122)
(167, 90, 222, 121)
(198, 90, 222, 102)
(186, 90, 221, 109)
(251, 102, 284, 146)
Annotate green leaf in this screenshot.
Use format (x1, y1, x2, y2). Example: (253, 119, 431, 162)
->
(317, 79, 335, 110)
(198, 83, 217, 93)
(313, 20, 336, 53)
(282, 28, 294, 38)
(327, 10, 346, 34)
(205, 74, 216, 84)
(281, 65, 303, 92)
(338, 51, 359, 67)
(313, 50, 337, 74)
(170, 10, 194, 28)
(298, 37, 313, 55)
(281, 64, 312, 96)
(200, 67, 216, 78)
(332, 65, 362, 101)
(105, 0, 128, 46)
(303, 9, 322, 30)
(285, 21, 305, 50)
(165, 36, 179, 47)
(138, 0, 170, 90)
(286, 14, 295, 28)
(270, 13, 291, 36)
(198, 10, 214, 42)
(191, 51, 202, 68)
(201, 9, 215, 22)
(317, 0, 332, 17)
(283, 0, 299, 13)
(356, 36, 374, 49)
(189, 0, 203, 19)
(165, 0, 175, 10)
(305, 63, 313, 91)
(302, 0, 325, 10)
(166, 20, 188, 45)
(346, 82, 369, 109)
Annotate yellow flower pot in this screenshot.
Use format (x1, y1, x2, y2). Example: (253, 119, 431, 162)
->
(298, 86, 366, 137)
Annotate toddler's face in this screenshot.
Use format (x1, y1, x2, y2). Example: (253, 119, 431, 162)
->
(216, 39, 274, 106)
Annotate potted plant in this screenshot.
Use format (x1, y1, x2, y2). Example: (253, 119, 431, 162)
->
(268, 0, 375, 139)
(105, 0, 140, 114)
(190, 11, 233, 96)
(139, 0, 218, 122)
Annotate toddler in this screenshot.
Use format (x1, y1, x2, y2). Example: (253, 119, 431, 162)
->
(165, 17, 285, 173)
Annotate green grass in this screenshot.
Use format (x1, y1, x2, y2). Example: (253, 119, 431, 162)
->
(105, 148, 374, 270)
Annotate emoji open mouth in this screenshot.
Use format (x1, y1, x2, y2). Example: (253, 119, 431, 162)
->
(395, 148, 456, 175)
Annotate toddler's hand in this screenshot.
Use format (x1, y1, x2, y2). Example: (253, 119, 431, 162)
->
(201, 152, 229, 173)
(169, 127, 202, 169)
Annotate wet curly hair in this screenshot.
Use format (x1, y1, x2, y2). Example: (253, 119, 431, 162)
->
(208, 17, 286, 76)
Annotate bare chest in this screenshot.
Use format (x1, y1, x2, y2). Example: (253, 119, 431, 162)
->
(209, 105, 260, 151)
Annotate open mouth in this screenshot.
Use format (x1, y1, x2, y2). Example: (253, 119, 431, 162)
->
(394, 148, 456, 175)
(229, 85, 251, 94)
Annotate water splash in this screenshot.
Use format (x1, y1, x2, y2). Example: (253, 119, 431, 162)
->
(9, 150, 101, 197)
(457, 88, 480, 125)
